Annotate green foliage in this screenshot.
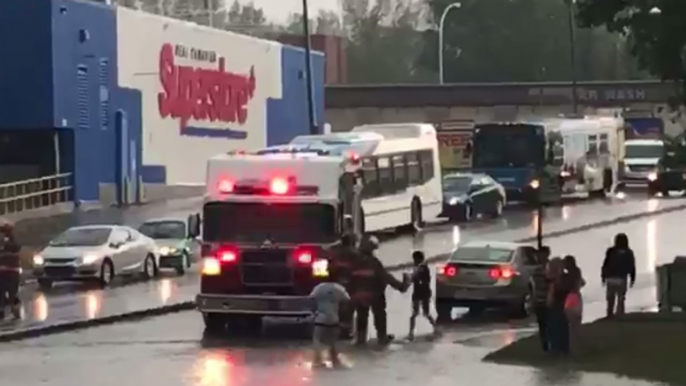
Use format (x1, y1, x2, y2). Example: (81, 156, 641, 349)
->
(419, 0, 647, 82)
(227, 0, 266, 26)
(576, 0, 686, 98)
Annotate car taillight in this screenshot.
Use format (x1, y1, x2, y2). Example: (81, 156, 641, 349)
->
(489, 265, 515, 280)
(218, 248, 238, 262)
(270, 177, 289, 195)
(218, 178, 234, 193)
(438, 264, 457, 277)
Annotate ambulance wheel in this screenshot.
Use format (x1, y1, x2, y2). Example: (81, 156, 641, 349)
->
(203, 313, 226, 333)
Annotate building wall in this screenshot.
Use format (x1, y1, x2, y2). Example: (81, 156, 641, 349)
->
(0, 0, 325, 205)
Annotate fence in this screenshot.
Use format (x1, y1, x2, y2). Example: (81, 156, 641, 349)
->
(0, 173, 73, 216)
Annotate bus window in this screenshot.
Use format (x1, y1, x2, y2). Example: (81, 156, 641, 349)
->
(377, 157, 393, 194)
(419, 150, 434, 183)
(361, 158, 379, 198)
(588, 135, 598, 155)
(407, 152, 422, 185)
(599, 134, 609, 154)
(392, 154, 407, 190)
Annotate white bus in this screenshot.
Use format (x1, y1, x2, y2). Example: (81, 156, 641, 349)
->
(284, 123, 443, 232)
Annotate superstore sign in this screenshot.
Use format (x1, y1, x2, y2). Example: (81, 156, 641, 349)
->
(157, 43, 257, 130)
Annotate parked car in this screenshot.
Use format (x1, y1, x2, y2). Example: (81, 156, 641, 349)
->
(435, 241, 538, 319)
(32, 225, 159, 289)
(441, 173, 506, 221)
(138, 215, 201, 275)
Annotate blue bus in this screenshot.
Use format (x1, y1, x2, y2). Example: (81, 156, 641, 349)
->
(469, 122, 562, 204)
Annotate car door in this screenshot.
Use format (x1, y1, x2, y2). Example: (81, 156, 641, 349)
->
(481, 176, 501, 212)
(469, 177, 489, 214)
(514, 246, 539, 287)
(110, 227, 139, 272)
(126, 228, 149, 266)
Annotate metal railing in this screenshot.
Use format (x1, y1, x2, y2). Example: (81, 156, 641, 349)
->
(0, 173, 73, 215)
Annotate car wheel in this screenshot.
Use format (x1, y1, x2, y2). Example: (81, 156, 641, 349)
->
(436, 302, 452, 322)
(143, 254, 157, 280)
(176, 253, 188, 276)
(37, 279, 53, 291)
(203, 313, 226, 333)
(492, 200, 503, 218)
(99, 259, 114, 288)
(462, 203, 472, 222)
(512, 287, 534, 318)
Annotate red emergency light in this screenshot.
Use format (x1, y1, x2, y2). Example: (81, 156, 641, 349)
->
(270, 177, 290, 195)
(218, 178, 234, 193)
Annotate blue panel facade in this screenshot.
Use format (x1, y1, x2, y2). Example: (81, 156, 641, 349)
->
(266, 47, 326, 146)
(0, 0, 54, 128)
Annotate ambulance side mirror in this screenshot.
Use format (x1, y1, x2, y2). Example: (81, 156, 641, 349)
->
(187, 213, 201, 238)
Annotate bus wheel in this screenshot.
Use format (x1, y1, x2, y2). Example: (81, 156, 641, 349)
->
(411, 199, 424, 231)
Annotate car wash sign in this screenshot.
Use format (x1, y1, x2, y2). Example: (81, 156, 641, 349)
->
(157, 43, 256, 139)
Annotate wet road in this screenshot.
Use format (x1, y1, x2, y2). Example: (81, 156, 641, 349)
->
(6, 194, 683, 336)
(1, 194, 684, 385)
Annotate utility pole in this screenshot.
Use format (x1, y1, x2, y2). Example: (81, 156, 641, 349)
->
(566, 0, 578, 115)
(302, 0, 317, 135)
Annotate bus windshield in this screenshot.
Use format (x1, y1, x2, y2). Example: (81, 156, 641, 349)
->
(625, 144, 664, 159)
(472, 124, 545, 168)
(203, 202, 337, 244)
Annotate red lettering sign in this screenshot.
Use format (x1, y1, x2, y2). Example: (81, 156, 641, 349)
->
(157, 43, 257, 130)
(437, 132, 471, 147)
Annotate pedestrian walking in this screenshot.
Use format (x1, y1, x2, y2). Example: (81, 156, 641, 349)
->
(532, 246, 551, 352)
(327, 233, 360, 339)
(602, 233, 636, 317)
(563, 255, 585, 355)
(546, 257, 570, 356)
(309, 271, 350, 368)
(407, 250, 438, 341)
(0, 221, 21, 320)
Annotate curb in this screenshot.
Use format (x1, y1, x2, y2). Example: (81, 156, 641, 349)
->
(4, 202, 685, 343)
(0, 301, 195, 343)
(388, 202, 686, 272)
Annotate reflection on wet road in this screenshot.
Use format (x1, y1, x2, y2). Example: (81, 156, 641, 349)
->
(1, 194, 685, 386)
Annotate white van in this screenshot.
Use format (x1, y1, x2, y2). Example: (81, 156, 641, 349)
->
(622, 139, 665, 182)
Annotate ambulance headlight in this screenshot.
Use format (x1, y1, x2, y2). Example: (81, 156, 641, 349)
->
(312, 259, 329, 278)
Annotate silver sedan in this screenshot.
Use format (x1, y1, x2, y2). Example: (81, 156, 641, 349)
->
(435, 240, 539, 319)
(32, 225, 159, 289)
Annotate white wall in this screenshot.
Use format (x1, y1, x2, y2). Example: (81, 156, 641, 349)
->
(116, 8, 283, 185)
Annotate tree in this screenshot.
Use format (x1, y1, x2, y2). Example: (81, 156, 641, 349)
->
(419, 0, 647, 83)
(284, 10, 342, 35)
(576, 0, 686, 98)
(227, 0, 266, 26)
(343, 0, 433, 83)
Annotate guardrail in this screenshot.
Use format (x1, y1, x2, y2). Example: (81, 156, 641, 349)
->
(0, 173, 73, 215)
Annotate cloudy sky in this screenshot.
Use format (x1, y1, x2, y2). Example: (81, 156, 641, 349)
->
(248, 0, 340, 23)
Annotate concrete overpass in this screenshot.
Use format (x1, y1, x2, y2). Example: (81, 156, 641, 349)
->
(325, 80, 684, 136)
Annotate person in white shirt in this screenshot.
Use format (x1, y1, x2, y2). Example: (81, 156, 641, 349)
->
(309, 275, 350, 367)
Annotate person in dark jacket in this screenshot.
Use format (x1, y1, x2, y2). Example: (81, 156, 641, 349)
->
(0, 222, 21, 320)
(531, 246, 551, 352)
(601, 233, 636, 317)
(351, 234, 407, 345)
(327, 233, 360, 339)
(546, 257, 570, 355)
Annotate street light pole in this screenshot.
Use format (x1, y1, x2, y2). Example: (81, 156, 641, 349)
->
(438, 2, 461, 84)
(302, 0, 318, 135)
(566, 0, 578, 114)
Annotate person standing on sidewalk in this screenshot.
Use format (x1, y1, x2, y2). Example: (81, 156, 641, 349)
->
(602, 233, 636, 317)
(546, 257, 570, 356)
(532, 246, 551, 352)
(0, 222, 21, 320)
(563, 255, 585, 355)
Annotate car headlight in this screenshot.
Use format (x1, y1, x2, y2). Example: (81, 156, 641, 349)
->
(560, 171, 571, 178)
(33, 255, 44, 266)
(159, 247, 177, 255)
(82, 254, 99, 265)
(449, 197, 461, 205)
(529, 179, 540, 189)
(648, 172, 658, 181)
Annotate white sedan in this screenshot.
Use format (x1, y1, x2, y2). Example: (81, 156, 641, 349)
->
(32, 225, 159, 289)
